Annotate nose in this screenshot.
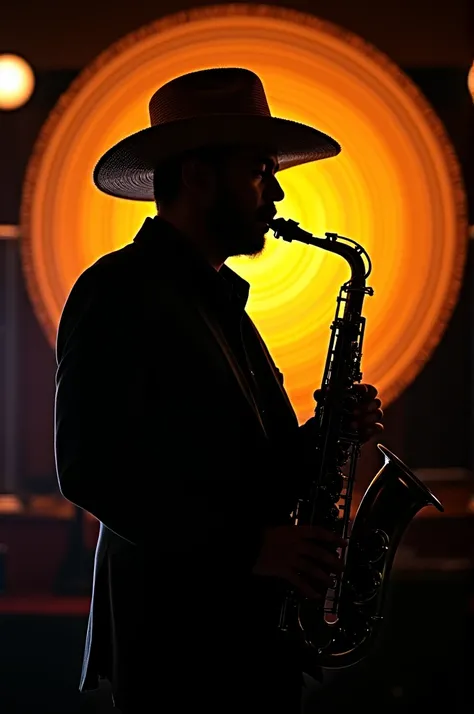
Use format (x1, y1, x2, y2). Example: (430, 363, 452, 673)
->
(265, 174, 285, 203)
(273, 175, 285, 202)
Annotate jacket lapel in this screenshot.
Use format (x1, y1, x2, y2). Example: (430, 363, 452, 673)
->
(194, 302, 268, 436)
(245, 317, 297, 418)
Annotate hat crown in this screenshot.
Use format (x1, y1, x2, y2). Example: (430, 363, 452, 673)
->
(148, 67, 272, 126)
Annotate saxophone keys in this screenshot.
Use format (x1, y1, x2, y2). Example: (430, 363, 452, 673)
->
(357, 528, 389, 563)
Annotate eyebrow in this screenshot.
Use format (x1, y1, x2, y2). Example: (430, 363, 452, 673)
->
(256, 155, 280, 173)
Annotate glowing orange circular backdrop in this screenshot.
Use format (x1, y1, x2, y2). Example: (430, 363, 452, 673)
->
(20, 4, 467, 424)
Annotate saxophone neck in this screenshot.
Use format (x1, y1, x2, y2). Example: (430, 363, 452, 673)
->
(269, 217, 373, 290)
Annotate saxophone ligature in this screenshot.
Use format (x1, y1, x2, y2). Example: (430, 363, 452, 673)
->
(269, 217, 443, 669)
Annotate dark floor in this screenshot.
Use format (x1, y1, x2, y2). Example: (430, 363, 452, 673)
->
(0, 573, 470, 713)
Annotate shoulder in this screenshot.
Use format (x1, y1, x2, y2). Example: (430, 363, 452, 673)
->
(72, 243, 138, 296)
(61, 239, 152, 318)
(56, 244, 142, 355)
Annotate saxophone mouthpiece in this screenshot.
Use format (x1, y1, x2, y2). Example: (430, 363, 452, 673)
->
(268, 217, 296, 242)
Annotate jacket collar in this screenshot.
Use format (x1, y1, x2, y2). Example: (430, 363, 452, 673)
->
(133, 216, 250, 314)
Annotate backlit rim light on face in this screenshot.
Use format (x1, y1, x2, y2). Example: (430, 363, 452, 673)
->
(20, 4, 468, 424)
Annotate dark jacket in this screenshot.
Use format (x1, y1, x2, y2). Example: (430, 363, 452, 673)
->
(54, 216, 312, 708)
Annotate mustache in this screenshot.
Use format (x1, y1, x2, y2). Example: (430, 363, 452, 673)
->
(256, 208, 277, 223)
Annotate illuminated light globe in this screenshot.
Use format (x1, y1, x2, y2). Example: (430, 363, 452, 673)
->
(20, 5, 468, 424)
(0, 54, 35, 110)
(469, 61, 474, 102)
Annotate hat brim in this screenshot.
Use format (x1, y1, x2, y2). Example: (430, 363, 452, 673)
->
(93, 114, 341, 201)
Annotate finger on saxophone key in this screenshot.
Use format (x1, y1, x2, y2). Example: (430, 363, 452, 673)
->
(251, 525, 346, 601)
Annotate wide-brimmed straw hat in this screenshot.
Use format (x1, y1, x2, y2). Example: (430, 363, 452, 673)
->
(93, 67, 341, 201)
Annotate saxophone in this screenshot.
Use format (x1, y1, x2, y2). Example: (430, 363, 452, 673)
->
(269, 217, 444, 669)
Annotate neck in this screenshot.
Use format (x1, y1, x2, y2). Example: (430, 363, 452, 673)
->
(157, 208, 225, 271)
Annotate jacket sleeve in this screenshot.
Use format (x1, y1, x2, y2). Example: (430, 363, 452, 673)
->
(54, 266, 265, 570)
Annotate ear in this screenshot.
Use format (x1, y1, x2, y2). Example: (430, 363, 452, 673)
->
(181, 156, 215, 197)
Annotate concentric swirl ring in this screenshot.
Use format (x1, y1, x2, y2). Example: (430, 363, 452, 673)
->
(20, 4, 468, 423)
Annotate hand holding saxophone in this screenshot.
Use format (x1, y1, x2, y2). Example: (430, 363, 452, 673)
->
(252, 525, 347, 600)
(313, 382, 384, 443)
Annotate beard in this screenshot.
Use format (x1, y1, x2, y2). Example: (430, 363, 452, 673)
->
(205, 185, 268, 259)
